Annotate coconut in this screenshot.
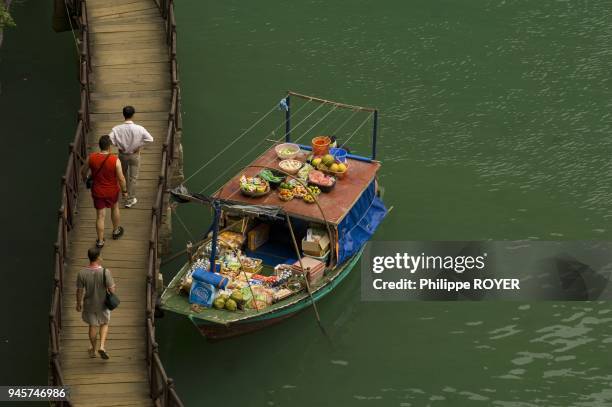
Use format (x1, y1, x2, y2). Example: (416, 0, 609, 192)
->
(225, 298, 238, 311)
(213, 298, 225, 310)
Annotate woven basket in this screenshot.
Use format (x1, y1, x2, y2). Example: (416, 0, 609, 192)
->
(241, 258, 263, 274)
(317, 163, 348, 179)
(240, 182, 270, 197)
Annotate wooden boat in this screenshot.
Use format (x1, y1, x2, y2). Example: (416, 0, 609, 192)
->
(160, 92, 387, 340)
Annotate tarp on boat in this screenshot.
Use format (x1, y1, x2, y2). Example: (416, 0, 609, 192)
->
(336, 180, 387, 264)
(170, 185, 284, 219)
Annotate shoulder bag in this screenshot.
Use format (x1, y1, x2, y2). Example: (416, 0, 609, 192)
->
(103, 268, 120, 310)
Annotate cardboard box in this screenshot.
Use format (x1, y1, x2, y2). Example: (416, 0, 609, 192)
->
(307, 267, 324, 285)
(248, 223, 270, 251)
(292, 257, 326, 285)
(302, 229, 330, 257)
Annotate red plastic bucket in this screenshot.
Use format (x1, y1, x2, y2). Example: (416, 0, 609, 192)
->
(312, 136, 331, 156)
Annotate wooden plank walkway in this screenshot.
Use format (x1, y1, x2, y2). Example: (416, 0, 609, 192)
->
(60, 1, 171, 405)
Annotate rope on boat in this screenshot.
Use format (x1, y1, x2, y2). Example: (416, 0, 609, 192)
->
(196, 99, 326, 194)
(225, 105, 342, 191)
(232, 246, 260, 312)
(63, 0, 80, 55)
(172, 205, 196, 241)
(331, 109, 360, 138)
(183, 102, 280, 184)
(187, 94, 373, 196)
(291, 105, 339, 144)
(285, 213, 325, 331)
(339, 112, 373, 149)
(195, 100, 315, 194)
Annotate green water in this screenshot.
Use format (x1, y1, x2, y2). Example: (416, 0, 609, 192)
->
(157, 1, 612, 406)
(0, 0, 78, 387)
(1, 0, 612, 406)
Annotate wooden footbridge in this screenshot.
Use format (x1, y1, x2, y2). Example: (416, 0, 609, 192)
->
(49, 0, 184, 405)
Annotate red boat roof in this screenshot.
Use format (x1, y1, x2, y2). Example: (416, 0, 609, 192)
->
(213, 146, 381, 225)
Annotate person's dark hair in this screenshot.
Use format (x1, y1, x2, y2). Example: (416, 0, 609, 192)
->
(99, 135, 112, 151)
(123, 105, 135, 119)
(88, 247, 101, 262)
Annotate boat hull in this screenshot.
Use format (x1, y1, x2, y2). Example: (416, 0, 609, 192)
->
(189, 248, 363, 340)
(193, 312, 298, 340)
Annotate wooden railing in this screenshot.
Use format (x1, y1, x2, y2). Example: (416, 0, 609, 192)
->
(49, 1, 184, 406)
(48, 2, 90, 405)
(147, 1, 183, 405)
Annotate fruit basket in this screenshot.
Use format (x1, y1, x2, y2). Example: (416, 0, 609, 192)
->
(239, 175, 271, 197)
(311, 154, 348, 179)
(278, 188, 294, 201)
(319, 164, 348, 179)
(292, 184, 308, 198)
(303, 185, 321, 203)
(241, 257, 263, 274)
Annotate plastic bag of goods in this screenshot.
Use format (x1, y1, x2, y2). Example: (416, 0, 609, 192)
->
(273, 288, 294, 302)
(241, 286, 273, 310)
(179, 270, 193, 293)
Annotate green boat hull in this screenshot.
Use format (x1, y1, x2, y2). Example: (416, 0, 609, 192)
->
(161, 248, 363, 340)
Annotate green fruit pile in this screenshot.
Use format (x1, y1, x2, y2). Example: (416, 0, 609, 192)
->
(308, 185, 321, 196)
(225, 298, 238, 311)
(212, 290, 245, 312)
(312, 154, 347, 174)
(322, 154, 335, 167)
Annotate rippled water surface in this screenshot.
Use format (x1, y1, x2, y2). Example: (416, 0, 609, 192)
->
(154, 1, 612, 405)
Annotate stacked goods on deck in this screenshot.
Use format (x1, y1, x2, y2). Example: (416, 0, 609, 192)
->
(180, 229, 329, 313)
(302, 227, 330, 259)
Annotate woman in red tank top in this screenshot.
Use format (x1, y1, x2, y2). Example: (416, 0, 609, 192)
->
(82, 135, 128, 248)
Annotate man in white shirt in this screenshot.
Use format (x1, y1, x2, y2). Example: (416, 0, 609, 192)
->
(108, 106, 154, 208)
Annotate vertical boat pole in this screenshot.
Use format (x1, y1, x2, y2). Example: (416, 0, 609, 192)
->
(208, 201, 221, 272)
(371, 109, 378, 161)
(285, 95, 291, 142)
(285, 213, 326, 333)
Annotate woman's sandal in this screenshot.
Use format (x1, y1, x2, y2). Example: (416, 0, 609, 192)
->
(112, 226, 124, 240)
(98, 349, 110, 360)
(96, 239, 105, 248)
(88, 348, 96, 358)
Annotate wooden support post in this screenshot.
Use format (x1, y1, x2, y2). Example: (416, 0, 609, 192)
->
(285, 95, 291, 142)
(372, 110, 378, 161)
(186, 241, 193, 265)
